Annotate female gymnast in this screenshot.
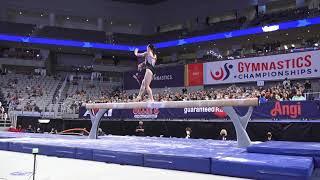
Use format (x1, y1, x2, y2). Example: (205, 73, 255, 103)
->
(134, 44, 157, 102)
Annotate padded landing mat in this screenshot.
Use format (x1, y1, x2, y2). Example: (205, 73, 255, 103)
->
(0, 133, 315, 179)
(247, 141, 320, 167)
(212, 152, 313, 180)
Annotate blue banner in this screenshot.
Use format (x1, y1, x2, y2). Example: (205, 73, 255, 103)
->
(79, 101, 320, 120)
(2, 17, 320, 51)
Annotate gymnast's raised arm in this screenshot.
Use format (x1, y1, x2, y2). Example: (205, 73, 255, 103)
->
(134, 48, 147, 57)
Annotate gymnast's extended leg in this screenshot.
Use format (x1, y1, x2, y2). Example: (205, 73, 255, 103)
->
(136, 79, 146, 101)
(144, 69, 154, 102)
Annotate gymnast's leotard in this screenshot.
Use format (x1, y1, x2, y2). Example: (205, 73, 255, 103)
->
(145, 53, 156, 75)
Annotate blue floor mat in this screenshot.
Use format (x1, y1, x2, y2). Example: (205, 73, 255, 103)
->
(0, 133, 315, 179)
(212, 152, 314, 180)
(248, 141, 320, 167)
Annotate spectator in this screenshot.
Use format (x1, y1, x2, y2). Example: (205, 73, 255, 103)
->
(98, 128, 106, 136)
(280, 93, 290, 101)
(220, 129, 228, 141)
(3, 112, 7, 122)
(304, 80, 312, 100)
(25, 125, 34, 133)
(50, 128, 58, 134)
(292, 91, 306, 101)
(267, 132, 272, 141)
(182, 87, 187, 94)
(185, 127, 192, 139)
(17, 125, 23, 132)
(0, 106, 4, 120)
(135, 121, 145, 136)
(36, 127, 41, 133)
(283, 78, 291, 89)
(304, 80, 312, 90)
(259, 92, 268, 104)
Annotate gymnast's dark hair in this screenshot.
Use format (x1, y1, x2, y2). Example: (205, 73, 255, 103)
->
(148, 44, 156, 56)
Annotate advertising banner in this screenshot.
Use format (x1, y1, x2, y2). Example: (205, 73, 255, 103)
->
(79, 101, 320, 120)
(204, 50, 320, 85)
(123, 65, 185, 89)
(186, 63, 203, 86)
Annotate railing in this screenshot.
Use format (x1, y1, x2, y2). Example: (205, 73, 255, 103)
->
(54, 75, 68, 103)
(8, 102, 60, 120)
(9, 103, 79, 120)
(0, 112, 12, 127)
(8, 111, 16, 127)
(304, 91, 320, 100)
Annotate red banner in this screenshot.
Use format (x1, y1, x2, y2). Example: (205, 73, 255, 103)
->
(186, 63, 203, 86)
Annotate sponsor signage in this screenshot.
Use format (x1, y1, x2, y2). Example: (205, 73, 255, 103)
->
(79, 101, 320, 120)
(123, 65, 185, 89)
(186, 63, 203, 86)
(204, 50, 320, 85)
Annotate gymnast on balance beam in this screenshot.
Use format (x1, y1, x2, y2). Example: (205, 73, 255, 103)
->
(134, 44, 157, 102)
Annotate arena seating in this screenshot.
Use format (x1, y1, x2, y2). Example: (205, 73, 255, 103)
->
(0, 73, 61, 112)
(111, 17, 246, 44)
(149, 29, 188, 42)
(0, 92, 8, 125)
(111, 33, 149, 45)
(36, 26, 107, 43)
(251, 7, 320, 26)
(188, 17, 247, 37)
(0, 70, 313, 115)
(60, 80, 120, 114)
(0, 42, 316, 116)
(0, 47, 42, 60)
(68, 79, 309, 107)
(0, 21, 36, 36)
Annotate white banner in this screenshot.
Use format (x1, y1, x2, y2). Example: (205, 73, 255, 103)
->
(204, 50, 320, 85)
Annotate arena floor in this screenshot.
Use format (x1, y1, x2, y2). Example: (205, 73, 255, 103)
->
(0, 150, 247, 180)
(0, 132, 319, 179)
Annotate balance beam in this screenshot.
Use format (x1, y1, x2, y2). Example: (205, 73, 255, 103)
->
(83, 98, 259, 109)
(84, 98, 259, 148)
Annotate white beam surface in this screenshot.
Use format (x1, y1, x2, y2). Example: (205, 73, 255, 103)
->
(83, 98, 259, 109)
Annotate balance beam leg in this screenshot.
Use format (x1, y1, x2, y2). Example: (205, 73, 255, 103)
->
(88, 109, 107, 139)
(222, 106, 252, 147)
